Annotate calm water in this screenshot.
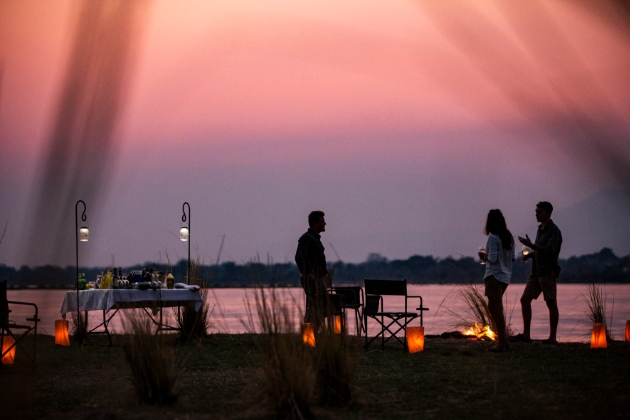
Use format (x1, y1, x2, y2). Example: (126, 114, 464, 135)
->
(7, 284, 630, 342)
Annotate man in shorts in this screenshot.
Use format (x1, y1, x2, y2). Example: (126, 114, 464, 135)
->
(517, 201, 563, 344)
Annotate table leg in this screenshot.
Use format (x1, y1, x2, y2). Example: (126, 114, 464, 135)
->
(103, 310, 112, 346)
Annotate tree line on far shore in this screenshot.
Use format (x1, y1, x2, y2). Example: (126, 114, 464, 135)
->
(1, 247, 628, 289)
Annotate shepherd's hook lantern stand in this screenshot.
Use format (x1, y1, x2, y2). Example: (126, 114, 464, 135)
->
(75, 200, 89, 342)
(180, 202, 191, 285)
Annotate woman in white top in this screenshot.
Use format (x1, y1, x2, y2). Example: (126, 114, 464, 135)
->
(478, 209, 515, 352)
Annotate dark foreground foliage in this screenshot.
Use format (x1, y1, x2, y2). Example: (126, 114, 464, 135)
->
(1, 333, 629, 419)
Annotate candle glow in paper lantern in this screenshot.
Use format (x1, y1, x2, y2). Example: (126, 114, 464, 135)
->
(625, 320, 630, 342)
(406, 326, 425, 353)
(55, 319, 71, 346)
(302, 323, 316, 347)
(180, 226, 189, 242)
(1, 336, 16, 365)
(590, 323, 607, 349)
(334, 315, 343, 335)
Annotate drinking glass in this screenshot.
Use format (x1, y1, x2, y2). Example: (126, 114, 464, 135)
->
(478, 246, 486, 265)
(522, 245, 532, 262)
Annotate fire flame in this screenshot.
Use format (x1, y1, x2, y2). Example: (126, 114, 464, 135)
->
(463, 323, 496, 341)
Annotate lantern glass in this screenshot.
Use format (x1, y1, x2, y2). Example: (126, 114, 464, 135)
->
(590, 322, 607, 349)
(1, 336, 16, 365)
(55, 319, 71, 346)
(79, 226, 89, 242)
(302, 323, 316, 347)
(625, 320, 630, 342)
(180, 226, 189, 242)
(407, 326, 425, 353)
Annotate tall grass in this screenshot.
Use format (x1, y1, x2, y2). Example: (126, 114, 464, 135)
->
(436, 284, 515, 338)
(244, 261, 357, 417)
(122, 311, 178, 404)
(69, 310, 88, 344)
(583, 283, 614, 341)
(313, 310, 357, 406)
(244, 286, 313, 419)
(177, 257, 214, 341)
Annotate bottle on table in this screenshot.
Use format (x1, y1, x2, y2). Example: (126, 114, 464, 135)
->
(103, 270, 112, 289)
(166, 273, 174, 289)
(78, 273, 86, 290)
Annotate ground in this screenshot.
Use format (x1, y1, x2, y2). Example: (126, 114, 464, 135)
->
(1, 334, 629, 419)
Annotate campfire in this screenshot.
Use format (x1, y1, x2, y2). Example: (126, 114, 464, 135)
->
(462, 323, 496, 341)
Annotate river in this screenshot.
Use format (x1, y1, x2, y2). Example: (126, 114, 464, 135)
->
(7, 284, 630, 342)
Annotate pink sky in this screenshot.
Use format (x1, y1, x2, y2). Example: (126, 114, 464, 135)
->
(1, 1, 629, 268)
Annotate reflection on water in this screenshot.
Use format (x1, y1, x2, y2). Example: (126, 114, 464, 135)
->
(7, 284, 630, 342)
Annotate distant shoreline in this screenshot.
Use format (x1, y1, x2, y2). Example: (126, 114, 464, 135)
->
(7, 280, 630, 290)
(3, 247, 629, 287)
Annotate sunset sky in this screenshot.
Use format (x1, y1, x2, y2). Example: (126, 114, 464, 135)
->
(1, 0, 629, 269)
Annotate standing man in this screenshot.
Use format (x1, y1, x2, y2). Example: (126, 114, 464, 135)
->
(295, 210, 330, 325)
(517, 201, 563, 344)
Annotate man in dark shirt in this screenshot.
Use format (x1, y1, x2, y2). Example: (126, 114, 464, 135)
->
(518, 201, 563, 344)
(295, 210, 332, 325)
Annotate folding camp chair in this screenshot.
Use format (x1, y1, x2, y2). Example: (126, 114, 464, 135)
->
(1, 281, 39, 370)
(331, 286, 365, 336)
(363, 279, 428, 351)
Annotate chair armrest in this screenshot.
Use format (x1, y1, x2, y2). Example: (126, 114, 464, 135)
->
(330, 287, 362, 307)
(406, 296, 429, 311)
(7, 301, 39, 321)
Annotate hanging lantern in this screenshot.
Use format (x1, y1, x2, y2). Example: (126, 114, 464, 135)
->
(625, 320, 630, 342)
(406, 326, 425, 353)
(334, 314, 343, 334)
(55, 319, 71, 346)
(302, 323, 316, 347)
(1, 336, 16, 365)
(79, 225, 89, 242)
(590, 323, 607, 349)
(179, 226, 189, 242)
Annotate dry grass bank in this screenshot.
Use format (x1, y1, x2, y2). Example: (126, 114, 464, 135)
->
(1, 334, 629, 419)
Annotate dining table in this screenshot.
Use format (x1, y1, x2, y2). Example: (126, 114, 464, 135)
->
(61, 288, 203, 344)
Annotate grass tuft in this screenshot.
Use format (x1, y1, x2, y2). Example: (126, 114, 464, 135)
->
(583, 283, 614, 341)
(122, 311, 178, 405)
(177, 257, 214, 341)
(313, 313, 357, 406)
(436, 284, 515, 338)
(69, 310, 88, 344)
(245, 286, 313, 419)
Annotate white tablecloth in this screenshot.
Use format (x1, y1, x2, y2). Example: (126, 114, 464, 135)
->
(60, 289, 203, 317)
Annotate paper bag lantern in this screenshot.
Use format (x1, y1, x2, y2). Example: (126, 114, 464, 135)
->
(55, 319, 71, 346)
(407, 326, 425, 353)
(334, 315, 343, 335)
(625, 320, 630, 342)
(302, 323, 316, 347)
(1, 336, 16, 365)
(590, 323, 607, 349)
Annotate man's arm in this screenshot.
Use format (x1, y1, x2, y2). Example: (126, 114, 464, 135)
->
(534, 228, 562, 259)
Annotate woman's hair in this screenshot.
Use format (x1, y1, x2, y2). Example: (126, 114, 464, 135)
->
(484, 209, 514, 250)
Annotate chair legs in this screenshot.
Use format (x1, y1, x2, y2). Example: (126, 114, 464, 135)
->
(364, 315, 420, 351)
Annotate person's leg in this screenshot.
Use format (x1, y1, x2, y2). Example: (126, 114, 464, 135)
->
(540, 276, 559, 342)
(520, 275, 542, 340)
(545, 299, 559, 342)
(488, 294, 508, 349)
(520, 295, 533, 339)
